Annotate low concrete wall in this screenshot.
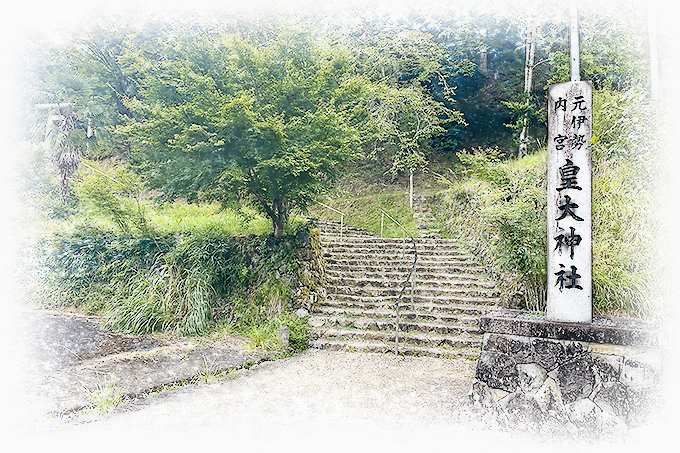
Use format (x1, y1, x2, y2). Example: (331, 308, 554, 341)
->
(470, 309, 660, 436)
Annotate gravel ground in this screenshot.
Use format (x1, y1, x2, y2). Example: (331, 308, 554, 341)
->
(2, 309, 672, 451)
(25, 350, 522, 448)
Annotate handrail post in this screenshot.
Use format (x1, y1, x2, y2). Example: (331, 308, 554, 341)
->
(314, 201, 346, 239)
(411, 268, 415, 308)
(395, 301, 400, 355)
(379, 209, 417, 357)
(381, 212, 384, 239)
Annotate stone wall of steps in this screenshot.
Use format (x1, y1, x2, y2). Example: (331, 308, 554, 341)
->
(309, 219, 502, 358)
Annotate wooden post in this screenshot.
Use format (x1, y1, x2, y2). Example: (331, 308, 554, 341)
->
(648, 1, 660, 100)
(381, 212, 384, 238)
(570, 0, 580, 82)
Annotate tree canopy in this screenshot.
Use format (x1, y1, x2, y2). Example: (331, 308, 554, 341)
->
(21, 0, 656, 237)
(116, 31, 359, 237)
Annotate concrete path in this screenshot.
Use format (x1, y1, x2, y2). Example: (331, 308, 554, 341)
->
(2, 309, 670, 451)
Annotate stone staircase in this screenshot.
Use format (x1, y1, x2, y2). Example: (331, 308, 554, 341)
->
(309, 219, 502, 358)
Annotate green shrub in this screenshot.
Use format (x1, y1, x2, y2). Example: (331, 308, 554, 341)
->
(73, 161, 151, 236)
(277, 311, 309, 353)
(433, 88, 660, 318)
(25, 225, 311, 343)
(26, 233, 173, 310)
(433, 148, 547, 311)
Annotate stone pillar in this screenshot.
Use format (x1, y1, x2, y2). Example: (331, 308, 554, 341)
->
(547, 81, 593, 323)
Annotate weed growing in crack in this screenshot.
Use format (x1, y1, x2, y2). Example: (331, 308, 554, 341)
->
(246, 323, 280, 351)
(88, 380, 123, 413)
(195, 359, 222, 384)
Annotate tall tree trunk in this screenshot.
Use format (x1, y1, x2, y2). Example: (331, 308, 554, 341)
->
(271, 196, 288, 239)
(409, 168, 414, 209)
(479, 28, 488, 75)
(50, 106, 82, 205)
(519, 25, 536, 159)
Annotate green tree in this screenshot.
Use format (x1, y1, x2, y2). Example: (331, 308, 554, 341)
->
(335, 21, 465, 204)
(119, 31, 363, 238)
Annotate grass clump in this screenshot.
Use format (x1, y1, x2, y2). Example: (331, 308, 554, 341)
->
(89, 380, 124, 413)
(195, 359, 222, 384)
(431, 88, 661, 319)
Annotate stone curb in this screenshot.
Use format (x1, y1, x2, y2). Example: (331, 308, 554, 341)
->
(33, 342, 280, 415)
(480, 309, 658, 347)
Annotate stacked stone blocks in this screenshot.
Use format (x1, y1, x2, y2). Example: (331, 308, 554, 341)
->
(471, 309, 660, 436)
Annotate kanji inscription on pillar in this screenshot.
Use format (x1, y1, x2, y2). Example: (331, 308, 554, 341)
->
(547, 81, 592, 323)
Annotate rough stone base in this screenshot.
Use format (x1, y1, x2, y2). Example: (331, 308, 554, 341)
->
(470, 309, 660, 437)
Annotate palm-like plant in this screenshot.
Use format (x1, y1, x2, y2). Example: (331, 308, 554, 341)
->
(48, 104, 87, 204)
(42, 68, 108, 204)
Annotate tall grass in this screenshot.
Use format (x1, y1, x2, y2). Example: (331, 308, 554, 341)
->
(105, 264, 214, 335)
(431, 87, 661, 319)
(310, 191, 417, 238)
(26, 227, 312, 337)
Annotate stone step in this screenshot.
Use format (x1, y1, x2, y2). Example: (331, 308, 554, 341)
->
(314, 221, 375, 236)
(319, 297, 500, 314)
(324, 249, 464, 258)
(329, 284, 500, 298)
(318, 230, 375, 238)
(327, 275, 497, 290)
(319, 229, 375, 237)
(308, 315, 481, 335)
(324, 256, 480, 267)
(419, 233, 444, 240)
(325, 269, 493, 283)
(325, 263, 485, 276)
(323, 246, 475, 260)
(324, 253, 472, 263)
(309, 327, 482, 350)
(313, 306, 483, 325)
(308, 339, 481, 359)
(322, 235, 457, 243)
(322, 241, 455, 251)
(321, 240, 464, 250)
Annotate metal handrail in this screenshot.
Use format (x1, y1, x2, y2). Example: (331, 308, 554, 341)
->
(379, 209, 417, 356)
(315, 201, 345, 238)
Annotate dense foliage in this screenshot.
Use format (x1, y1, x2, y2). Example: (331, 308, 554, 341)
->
(433, 149, 548, 310)
(27, 226, 310, 348)
(118, 31, 363, 238)
(16, 0, 662, 328)
(23, 2, 651, 216)
(433, 87, 660, 318)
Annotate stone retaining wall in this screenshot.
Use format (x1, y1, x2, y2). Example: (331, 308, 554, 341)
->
(470, 309, 660, 436)
(292, 227, 326, 312)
